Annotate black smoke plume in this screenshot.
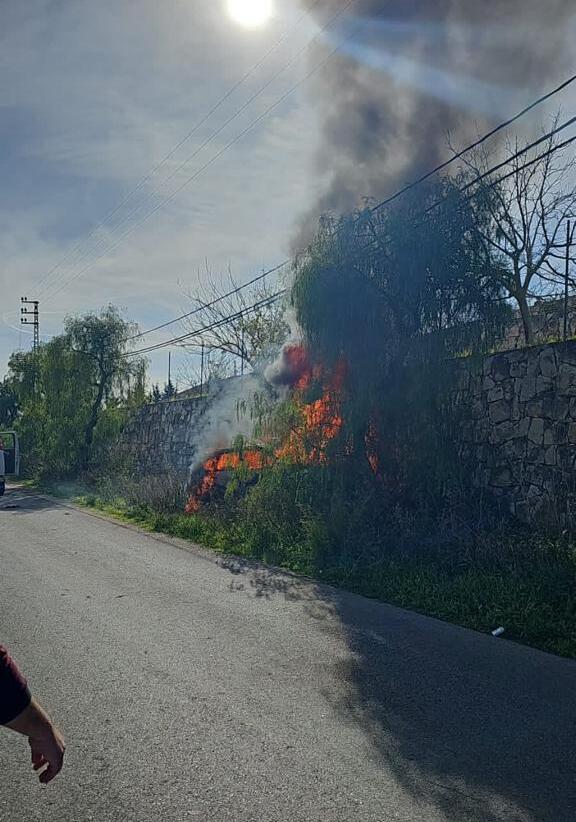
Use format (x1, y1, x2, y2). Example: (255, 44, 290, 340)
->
(295, 0, 575, 247)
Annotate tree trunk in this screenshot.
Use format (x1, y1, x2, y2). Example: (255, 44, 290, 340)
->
(81, 380, 107, 469)
(516, 290, 534, 346)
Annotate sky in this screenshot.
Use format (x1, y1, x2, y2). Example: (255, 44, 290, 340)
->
(0, 0, 321, 386)
(2, 1, 576, 390)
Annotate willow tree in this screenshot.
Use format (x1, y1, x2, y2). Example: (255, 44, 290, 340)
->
(7, 306, 145, 478)
(292, 177, 510, 496)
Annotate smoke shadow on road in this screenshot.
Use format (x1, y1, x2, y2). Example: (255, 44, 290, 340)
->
(220, 558, 576, 822)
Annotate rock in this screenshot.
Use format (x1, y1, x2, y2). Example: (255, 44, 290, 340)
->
(519, 376, 537, 402)
(558, 363, 576, 395)
(558, 445, 576, 470)
(553, 421, 569, 445)
(526, 397, 554, 418)
(539, 347, 557, 378)
(487, 385, 504, 402)
(544, 445, 558, 466)
(528, 418, 545, 445)
(535, 375, 554, 396)
(553, 396, 570, 420)
(489, 400, 511, 424)
(490, 355, 510, 382)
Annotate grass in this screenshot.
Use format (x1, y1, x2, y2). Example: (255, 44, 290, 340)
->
(69, 490, 576, 661)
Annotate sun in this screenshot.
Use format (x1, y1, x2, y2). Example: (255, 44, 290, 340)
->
(227, 0, 273, 28)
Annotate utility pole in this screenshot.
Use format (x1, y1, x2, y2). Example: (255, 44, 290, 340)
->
(20, 298, 39, 352)
(168, 351, 172, 387)
(563, 220, 575, 343)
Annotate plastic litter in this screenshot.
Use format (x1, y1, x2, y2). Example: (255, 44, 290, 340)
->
(491, 626, 505, 637)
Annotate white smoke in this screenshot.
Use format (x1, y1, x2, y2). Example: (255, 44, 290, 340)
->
(187, 373, 262, 474)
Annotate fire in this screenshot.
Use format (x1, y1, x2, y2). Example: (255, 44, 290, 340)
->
(186, 345, 351, 512)
(185, 449, 268, 513)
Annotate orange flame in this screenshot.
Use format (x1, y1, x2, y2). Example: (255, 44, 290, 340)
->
(185, 449, 269, 513)
(186, 345, 351, 512)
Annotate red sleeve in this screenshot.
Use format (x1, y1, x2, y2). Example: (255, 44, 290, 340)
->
(0, 644, 31, 724)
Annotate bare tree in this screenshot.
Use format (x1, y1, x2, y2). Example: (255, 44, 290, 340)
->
(463, 117, 576, 345)
(180, 265, 289, 382)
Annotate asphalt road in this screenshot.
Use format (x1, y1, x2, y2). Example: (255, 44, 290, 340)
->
(0, 487, 575, 822)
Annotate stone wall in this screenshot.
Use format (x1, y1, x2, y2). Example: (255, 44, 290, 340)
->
(456, 340, 576, 520)
(119, 396, 205, 478)
(119, 342, 576, 522)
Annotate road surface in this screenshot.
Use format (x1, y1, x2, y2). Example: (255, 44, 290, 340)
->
(0, 487, 575, 822)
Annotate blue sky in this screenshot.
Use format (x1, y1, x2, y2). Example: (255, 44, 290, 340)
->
(0, 0, 320, 385)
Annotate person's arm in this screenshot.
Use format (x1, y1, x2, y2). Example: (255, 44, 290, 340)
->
(1, 645, 65, 784)
(6, 699, 65, 784)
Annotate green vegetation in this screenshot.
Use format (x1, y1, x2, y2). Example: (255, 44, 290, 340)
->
(1, 306, 145, 480)
(11, 172, 576, 661)
(74, 476, 576, 659)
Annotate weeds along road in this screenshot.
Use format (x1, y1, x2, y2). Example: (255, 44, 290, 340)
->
(0, 487, 575, 822)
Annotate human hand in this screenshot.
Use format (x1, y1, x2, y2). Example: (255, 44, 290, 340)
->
(6, 698, 65, 783)
(29, 721, 65, 784)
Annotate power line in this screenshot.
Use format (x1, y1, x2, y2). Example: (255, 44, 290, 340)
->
(38, 0, 356, 303)
(126, 290, 287, 358)
(130, 259, 290, 340)
(128, 82, 576, 346)
(425, 129, 576, 216)
(457, 115, 576, 196)
(30, 2, 323, 299)
(370, 72, 576, 216)
(128, 123, 576, 360)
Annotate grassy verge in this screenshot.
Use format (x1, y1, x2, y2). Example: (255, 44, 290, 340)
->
(69, 491, 576, 661)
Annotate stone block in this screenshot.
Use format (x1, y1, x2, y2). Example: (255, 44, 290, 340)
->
(490, 355, 510, 382)
(539, 346, 557, 378)
(526, 355, 541, 378)
(557, 363, 576, 395)
(557, 445, 576, 471)
(553, 396, 570, 420)
(487, 385, 504, 403)
(483, 375, 495, 391)
(569, 423, 576, 444)
(558, 342, 576, 367)
(528, 418, 545, 445)
(502, 438, 527, 460)
(489, 399, 511, 424)
(519, 376, 537, 402)
(552, 421, 569, 445)
(544, 445, 558, 466)
(510, 361, 527, 379)
(525, 397, 554, 418)
(535, 375, 554, 396)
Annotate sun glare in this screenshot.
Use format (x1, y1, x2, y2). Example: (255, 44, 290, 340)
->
(227, 0, 273, 28)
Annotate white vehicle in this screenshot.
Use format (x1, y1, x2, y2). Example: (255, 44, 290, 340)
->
(0, 431, 20, 496)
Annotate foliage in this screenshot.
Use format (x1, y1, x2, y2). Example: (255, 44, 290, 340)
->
(6, 306, 145, 479)
(290, 177, 510, 496)
(76, 480, 576, 659)
(0, 379, 19, 427)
